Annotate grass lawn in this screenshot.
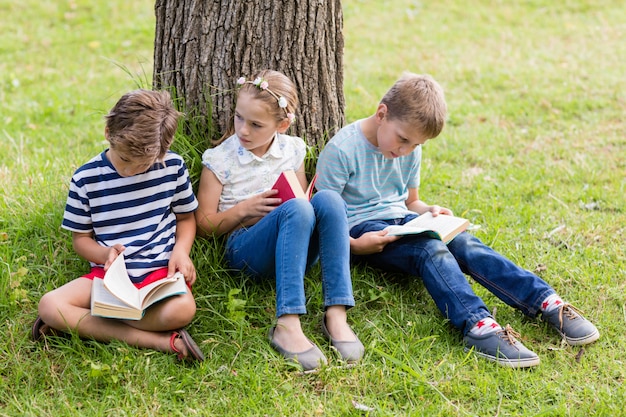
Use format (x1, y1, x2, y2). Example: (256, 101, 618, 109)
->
(1, 0, 625, 416)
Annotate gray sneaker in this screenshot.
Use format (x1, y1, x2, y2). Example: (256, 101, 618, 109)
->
(542, 304, 600, 346)
(463, 325, 540, 368)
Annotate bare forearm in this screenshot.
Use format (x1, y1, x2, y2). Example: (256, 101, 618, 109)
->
(72, 233, 116, 265)
(195, 204, 258, 237)
(173, 213, 196, 254)
(406, 199, 431, 214)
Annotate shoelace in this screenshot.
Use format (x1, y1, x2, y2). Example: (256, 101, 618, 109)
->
(555, 303, 583, 329)
(496, 324, 521, 346)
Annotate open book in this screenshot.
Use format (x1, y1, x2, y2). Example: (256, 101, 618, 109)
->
(383, 212, 470, 243)
(91, 253, 187, 320)
(271, 170, 316, 203)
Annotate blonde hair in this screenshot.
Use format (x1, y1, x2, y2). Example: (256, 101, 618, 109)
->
(381, 73, 447, 139)
(218, 69, 299, 143)
(105, 89, 181, 161)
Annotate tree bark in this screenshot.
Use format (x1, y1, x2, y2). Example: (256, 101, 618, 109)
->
(153, 0, 344, 146)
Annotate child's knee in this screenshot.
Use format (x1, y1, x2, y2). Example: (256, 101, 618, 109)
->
(281, 198, 315, 224)
(311, 190, 347, 217)
(180, 299, 197, 322)
(163, 295, 197, 327)
(312, 189, 343, 206)
(38, 291, 61, 324)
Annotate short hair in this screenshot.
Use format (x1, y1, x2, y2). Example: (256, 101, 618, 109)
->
(381, 73, 447, 139)
(105, 89, 181, 161)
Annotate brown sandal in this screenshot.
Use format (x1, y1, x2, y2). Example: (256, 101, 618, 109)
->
(170, 329, 205, 362)
(31, 316, 59, 341)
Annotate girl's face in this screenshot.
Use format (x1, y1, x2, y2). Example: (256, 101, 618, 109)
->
(373, 105, 430, 159)
(234, 92, 288, 157)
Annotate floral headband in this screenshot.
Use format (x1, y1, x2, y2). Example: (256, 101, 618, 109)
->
(236, 76, 296, 124)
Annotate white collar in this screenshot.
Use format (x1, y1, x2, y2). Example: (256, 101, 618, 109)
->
(236, 133, 285, 164)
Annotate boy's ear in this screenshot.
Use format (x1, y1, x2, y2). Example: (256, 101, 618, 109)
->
(375, 104, 388, 123)
(276, 118, 291, 134)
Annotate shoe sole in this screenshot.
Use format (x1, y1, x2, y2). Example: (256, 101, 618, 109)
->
(31, 316, 58, 341)
(465, 347, 541, 368)
(268, 326, 327, 370)
(321, 313, 364, 363)
(178, 329, 205, 362)
(561, 328, 600, 346)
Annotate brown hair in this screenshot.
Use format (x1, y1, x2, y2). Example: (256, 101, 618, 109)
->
(105, 89, 181, 162)
(218, 69, 299, 143)
(381, 73, 447, 139)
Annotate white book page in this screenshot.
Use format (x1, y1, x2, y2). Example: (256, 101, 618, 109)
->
(402, 211, 438, 227)
(384, 212, 468, 240)
(384, 225, 432, 237)
(92, 277, 134, 309)
(138, 272, 187, 308)
(103, 253, 141, 310)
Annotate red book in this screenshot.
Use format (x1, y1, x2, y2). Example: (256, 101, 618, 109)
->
(271, 170, 316, 204)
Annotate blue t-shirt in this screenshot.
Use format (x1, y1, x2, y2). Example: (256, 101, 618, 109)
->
(62, 150, 198, 283)
(316, 120, 421, 229)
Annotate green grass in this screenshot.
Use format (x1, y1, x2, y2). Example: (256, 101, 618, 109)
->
(2, 0, 626, 415)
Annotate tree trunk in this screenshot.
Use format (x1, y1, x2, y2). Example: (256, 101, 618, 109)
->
(153, 0, 345, 146)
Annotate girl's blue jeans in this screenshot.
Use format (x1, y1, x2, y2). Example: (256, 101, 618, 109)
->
(350, 215, 555, 335)
(226, 190, 355, 318)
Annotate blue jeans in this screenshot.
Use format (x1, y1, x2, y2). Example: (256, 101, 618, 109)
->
(350, 215, 555, 335)
(226, 190, 355, 318)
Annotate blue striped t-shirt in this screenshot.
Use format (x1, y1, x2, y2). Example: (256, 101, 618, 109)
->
(62, 150, 198, 283)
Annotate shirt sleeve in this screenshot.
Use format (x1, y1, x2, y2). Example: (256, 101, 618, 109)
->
(61, 175, 93, 233)
(291, 135, 307, 171)
(171, 158, 198, 214)
(315, 141, 350, 194)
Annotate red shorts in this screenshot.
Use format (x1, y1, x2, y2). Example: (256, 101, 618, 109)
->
(82, 267, 191, 290)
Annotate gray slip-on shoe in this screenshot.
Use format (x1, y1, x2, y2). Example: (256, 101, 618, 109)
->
(268, 326, 327, 371)
(321, 313, 364, 362)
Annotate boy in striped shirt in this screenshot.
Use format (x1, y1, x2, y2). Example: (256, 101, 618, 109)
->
(33, 89, 204, 361)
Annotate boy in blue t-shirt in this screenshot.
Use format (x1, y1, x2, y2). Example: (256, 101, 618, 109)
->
(33, 89, 204, 362)
(316, 73, 599, 368)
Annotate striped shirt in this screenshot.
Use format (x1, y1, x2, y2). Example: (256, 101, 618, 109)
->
(316, 120, 421, 229)
(62, 150, 198, 283)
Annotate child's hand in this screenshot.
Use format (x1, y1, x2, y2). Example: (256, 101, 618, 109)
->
(167, 250, 197, 285)
(350, 231, 400, 255)
(240, 189, 282, 218)
(103, 244, 125, 271)
(427, 205, 453, 217)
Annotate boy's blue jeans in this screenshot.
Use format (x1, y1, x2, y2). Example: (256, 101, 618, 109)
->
(226, 190, 355, 318)
(350, 215, 555, 335)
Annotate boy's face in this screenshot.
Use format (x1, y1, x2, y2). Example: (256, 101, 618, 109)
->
(374, 105, 430, 159)
(107, 146, 156, 177)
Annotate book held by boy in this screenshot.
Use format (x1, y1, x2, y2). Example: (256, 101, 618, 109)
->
(383, 212, 470, 243)
(271, 170, 316, 203)
(91, 252, 187, 320)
